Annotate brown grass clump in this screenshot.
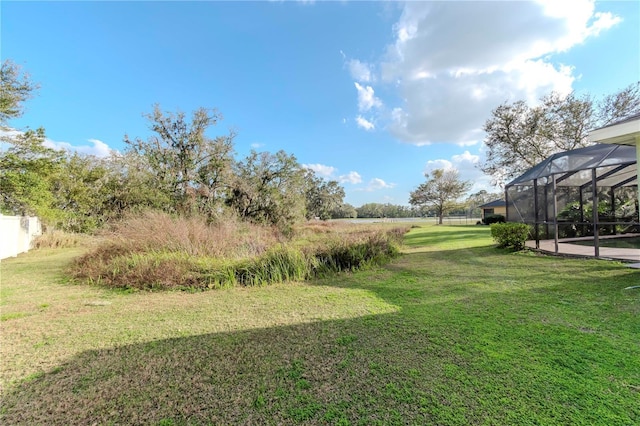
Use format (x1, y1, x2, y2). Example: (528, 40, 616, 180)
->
(101, 210, 279, 258)
(31, 230, 88, 249)
(299, 220, 341, 234)
(70, 212, 409, 291)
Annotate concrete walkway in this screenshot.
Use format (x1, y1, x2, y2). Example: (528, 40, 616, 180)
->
(526, 239, 640, 265)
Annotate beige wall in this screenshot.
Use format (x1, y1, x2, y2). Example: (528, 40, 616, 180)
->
(0, 215, 41, 260)
(482, 206, 506, 219)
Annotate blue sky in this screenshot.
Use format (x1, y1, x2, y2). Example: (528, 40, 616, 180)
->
(2, 0, 638, 207)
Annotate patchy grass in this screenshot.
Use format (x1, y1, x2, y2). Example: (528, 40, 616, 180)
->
(1, 224, 638, 425)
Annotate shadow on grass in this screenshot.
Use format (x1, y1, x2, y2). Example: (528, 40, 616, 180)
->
(2, 245, 639, 425)
(2, 306, 638, 425)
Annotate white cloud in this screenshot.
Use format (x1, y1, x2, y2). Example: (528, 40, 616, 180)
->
(339, 171, 362, 184)
(302, 165, 364, 185)
(44, 137, 113, 158)
(354, 0, 620, 145)
(354, 82, 382, 112)
(425, 150, 496, 194)
(348, 60, 383, 134)
(355, 115, 375, 131)
(424, 159, 454, 172)
(1, 128, 113, 158)
(363, 178, 395, 192)
(86, 139, 112, 157)
(301, 163, 366, 186)
(303, 163, 336, 178)
(536, 1, 621, 49)
(588, 12, 622, 36)
(452, 150, 480, 165)
(0, 128, 22, 144)
(251, 142, 265, 149)
(348, 59, 373, 83)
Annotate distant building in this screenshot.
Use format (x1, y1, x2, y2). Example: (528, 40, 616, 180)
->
(478, 199, 506, 220)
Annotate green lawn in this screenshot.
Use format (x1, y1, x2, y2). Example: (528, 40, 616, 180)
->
(1, 224, 638, 425)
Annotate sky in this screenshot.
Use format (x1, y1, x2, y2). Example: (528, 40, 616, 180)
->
(2, 0, 639, 207)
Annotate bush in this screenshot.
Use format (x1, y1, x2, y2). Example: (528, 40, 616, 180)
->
(233, 245, 312, 287)
(313, 233, 400, 275)
(490, 222, 530, 250)
(482, 214, 506, 225)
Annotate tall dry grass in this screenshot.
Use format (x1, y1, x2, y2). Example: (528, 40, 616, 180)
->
(99, 210, 279, 258)
(32, 230, 88, 249)
(70, 211, 408, 291)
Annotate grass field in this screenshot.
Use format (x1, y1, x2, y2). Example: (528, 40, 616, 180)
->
(1, 224, 639, 425)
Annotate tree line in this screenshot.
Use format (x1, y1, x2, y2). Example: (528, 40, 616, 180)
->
(0, 60, 346, 234)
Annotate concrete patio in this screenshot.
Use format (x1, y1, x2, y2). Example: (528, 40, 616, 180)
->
(526, 239, 640, 266)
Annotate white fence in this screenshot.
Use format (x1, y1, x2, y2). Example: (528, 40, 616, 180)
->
(0, 215, 42, 260)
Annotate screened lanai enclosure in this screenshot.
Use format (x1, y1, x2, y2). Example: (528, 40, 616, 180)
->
(505, 143, 639, 257)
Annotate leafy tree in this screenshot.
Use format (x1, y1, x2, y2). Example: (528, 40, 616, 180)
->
(466, 190, 502, 204)
(50, 153, 110, 233)
(355, 203, 417, 219)
(466, 190, 503, 217)
(303, 170, 345, 220)
(380, 203, 415, 218)
(0, 61, 70, 229)
(0, 128, 65, 224)
(331, 203, 358, 219)
(124, 105, 235, 216)
(481, 82, 640, 186)
(356, 203, 384, 219)
(1, 132, 112, 232)
(98, 151, 173, 222)
(0, 60, 39, 126)
(227, 150, 306, 232)
(409, 168, 471, 224)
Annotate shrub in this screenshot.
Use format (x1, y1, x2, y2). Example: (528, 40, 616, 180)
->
(233, 245, 312, 287)
(482, 214, 506, 225)
(311, 229, 403, 275)
(490, 222, 530, 250)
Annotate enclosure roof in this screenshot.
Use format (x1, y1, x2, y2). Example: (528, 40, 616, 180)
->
(479, 199, 506, 208)
(506, 143, 637, 188)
